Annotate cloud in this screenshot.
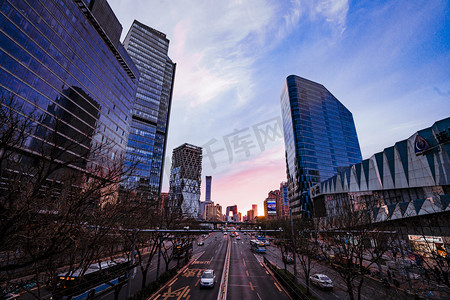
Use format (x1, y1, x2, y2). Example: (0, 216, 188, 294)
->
(314, 0, 349, 34)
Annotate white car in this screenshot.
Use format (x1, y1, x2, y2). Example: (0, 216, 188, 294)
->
(200, 269, 216, 288)
(309, 274, 333, 290)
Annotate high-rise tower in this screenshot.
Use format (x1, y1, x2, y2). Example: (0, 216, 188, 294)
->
(122, 20, 176, 202)
(205, 176, 212, 202)
(281, 75, 362, 217)
(169, 143, 202, 218)
(0, 0, 138, 180)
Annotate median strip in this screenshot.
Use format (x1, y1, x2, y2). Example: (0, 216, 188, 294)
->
(217, 236, 231, 300)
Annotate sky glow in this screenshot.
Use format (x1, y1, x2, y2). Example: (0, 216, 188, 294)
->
(109, 0, 450, 216)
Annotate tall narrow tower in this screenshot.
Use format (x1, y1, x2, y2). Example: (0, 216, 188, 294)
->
(169, 143, 202, 218)
(122, 20, 176, 203)
(281, 75, 362, 217)
(205, 176, 212, 202)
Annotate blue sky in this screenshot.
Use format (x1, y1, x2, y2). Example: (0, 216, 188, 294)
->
(109, 0, 450, 216)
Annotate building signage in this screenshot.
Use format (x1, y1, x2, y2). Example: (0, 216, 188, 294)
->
(408, 235, 443, 243)
(267, 200, 276, 214)
(414, 135, 430, 155)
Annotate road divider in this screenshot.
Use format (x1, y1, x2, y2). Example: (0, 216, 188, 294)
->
(217, 236, 231, 300)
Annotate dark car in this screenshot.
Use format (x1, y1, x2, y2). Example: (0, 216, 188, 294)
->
(283, 255, 294, 264)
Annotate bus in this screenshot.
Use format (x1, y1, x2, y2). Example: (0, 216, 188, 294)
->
(52, 259, 130, 300)
(250, 239, 266, 254)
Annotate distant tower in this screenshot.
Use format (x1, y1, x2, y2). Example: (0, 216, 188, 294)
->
(252, 204, 257, 217)
(205, 176, 212, 202)
(226, 205, 238, 218)
(281, 75, 362, 217)
(169, 143, 202, 218)
(200, 176, 213, 219)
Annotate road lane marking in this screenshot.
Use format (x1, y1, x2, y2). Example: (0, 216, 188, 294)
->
(243, 258, 246, 267)
(274, 282, 282, 292)
(181, 286, 190, 298)
(168, 278, 177, 287)
(246, 270, 249, 276)
(186, 296, 190, 300)
(153, 295, 161, 300)
(249, 281, 254, 291)
(256, 292, 262, 300)
(195, 278, 200, 287)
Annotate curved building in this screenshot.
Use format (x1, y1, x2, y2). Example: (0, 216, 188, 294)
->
(281, 75, 362, 217)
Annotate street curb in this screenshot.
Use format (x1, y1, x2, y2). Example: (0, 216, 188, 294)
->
(261, 258, 294, 300)
(147, 251, 204, 300)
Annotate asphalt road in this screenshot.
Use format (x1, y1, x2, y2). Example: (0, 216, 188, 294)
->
(152, 231, 227, 300)
(152, 232, 291, 300)
(227, 236, 290, 300)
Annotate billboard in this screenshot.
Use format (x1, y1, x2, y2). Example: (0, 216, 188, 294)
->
(267, 200, 276, 214)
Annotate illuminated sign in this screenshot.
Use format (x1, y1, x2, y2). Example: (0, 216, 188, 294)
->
(408, 235, 443, 243)
(267, 200, 276, 214)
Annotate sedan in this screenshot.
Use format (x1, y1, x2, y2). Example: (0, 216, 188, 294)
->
(200, 269, 216, 288)
(309, 274, 333, 290)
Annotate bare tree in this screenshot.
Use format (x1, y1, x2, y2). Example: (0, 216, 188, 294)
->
(0, 98, 136, 298)
(294, 219, 319, 296)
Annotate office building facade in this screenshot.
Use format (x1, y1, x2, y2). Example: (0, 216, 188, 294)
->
(203, 203, 222, 221)
(311, 118, 450, 255)
(281, 75, 362, 217)
(311, 117, 450, 221)
(169, 143, 202, 218)
(280, 182, 289, 218)
(122, 20, 176, 200)
(0, 0, 138, 177)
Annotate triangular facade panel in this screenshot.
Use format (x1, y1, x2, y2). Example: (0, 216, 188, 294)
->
(391, 205, 403, 220)
(385, 146, 396, 186)
(395, 140, 409, 184)
(375, 152, 384, 186)
(355, 163, 362, 188)
(403, 202, 417, 218)
(413, 198, 425, 214)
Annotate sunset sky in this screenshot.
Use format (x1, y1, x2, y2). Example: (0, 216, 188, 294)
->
(109, 0, 450, 216)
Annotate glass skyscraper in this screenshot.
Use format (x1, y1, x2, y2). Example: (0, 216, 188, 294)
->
(281, 75, 362, 217)
(122, 20, 176, 201)
(0, 0, 138, 173)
